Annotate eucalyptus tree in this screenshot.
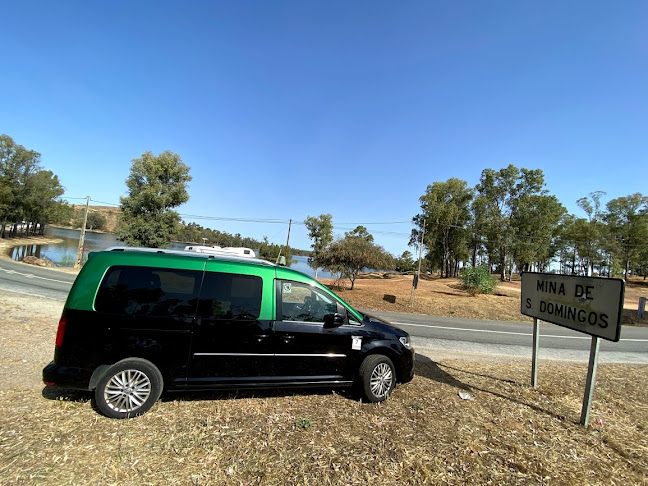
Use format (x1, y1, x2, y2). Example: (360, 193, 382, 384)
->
(411, 178, 473, 278)
(576, 191, 607, 276)
(604, 193, 648, 281)
(304, 213, 333, 278)
(473, 165, 546, 281)
(511, 194, 565, 272)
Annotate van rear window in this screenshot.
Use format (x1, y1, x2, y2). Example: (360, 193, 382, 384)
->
(95, 266, 202, 317)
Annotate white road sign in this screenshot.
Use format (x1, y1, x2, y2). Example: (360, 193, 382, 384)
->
(521, 273, 625, 342)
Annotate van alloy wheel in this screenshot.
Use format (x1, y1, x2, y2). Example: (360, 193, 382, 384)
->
(359, 354, 396, 403)
(369, 362, 393, 399)
(104, 369, 152, 413)
(95, 358, 163, 419)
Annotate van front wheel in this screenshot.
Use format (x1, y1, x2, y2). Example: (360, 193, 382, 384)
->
(94, 358, 163, 419)
(359, 354, 396, 403)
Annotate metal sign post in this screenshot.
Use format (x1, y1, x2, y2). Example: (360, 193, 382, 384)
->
(521, 272, 624, 427)
(409, 219, 425, 308)
(531, 318, 540, 389)
(580, 336, 601, 426)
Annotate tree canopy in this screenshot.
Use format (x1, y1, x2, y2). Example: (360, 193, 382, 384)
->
(319, 226, 392, 289)
(117, 151, 192, 248)
(0, 134, 64, 236)
(305, 213, 333, 278)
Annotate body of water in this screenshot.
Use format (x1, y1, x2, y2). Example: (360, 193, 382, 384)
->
(6, 227, 334, 279)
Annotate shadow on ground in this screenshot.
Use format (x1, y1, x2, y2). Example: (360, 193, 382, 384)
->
(414, 352, 570, 422)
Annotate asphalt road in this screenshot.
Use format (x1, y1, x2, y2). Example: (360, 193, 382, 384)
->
(364, 309, 648, 363)
(1, 258, 646, 362)
(0, 258, 76, 301)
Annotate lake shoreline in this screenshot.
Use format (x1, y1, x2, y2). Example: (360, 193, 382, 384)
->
(0, 235, 83, 274)
(1, 230, 330, 278)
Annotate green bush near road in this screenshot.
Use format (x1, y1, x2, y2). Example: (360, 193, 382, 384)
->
(460, 265, 498, 296)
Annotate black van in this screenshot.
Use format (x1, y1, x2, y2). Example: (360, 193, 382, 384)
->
(43, 248, 415, 418)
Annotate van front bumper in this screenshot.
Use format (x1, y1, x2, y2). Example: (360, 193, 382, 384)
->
(400, 347, 415, 383)
(43, 361, 92, 390)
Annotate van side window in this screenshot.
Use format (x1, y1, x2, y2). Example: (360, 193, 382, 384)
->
(95, 266, 201, 317)
(279, 281, 337, 323)
(197, 272, 262, 320)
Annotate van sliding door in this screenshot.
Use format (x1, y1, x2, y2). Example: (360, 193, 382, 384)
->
(188, 267, 273, 385)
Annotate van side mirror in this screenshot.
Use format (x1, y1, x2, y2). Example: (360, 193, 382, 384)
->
(323, 313, 345, 328)
(277, 256, 286, 266)
(324, 303, 347, 328)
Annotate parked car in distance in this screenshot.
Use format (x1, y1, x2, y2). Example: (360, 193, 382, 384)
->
(43, 247, 415, 418)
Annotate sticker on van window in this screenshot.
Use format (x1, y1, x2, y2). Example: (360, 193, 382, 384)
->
(282, 283, 292, 294)
(352, 336, 362, 350)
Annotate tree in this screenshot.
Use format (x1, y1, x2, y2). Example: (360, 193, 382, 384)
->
(345, 225, 374, 242)
(304, 214, 333, 278)
(575, 191, 607, 276)
(0, 135, 63, 236)
(412, 178, 473, 278)
(258, 236, 292, 263)
(395, 250, 416, 272)
(473, 165, 546, 281)
(511, 194, 565, 272)
(604, 193, 648, 281)
(319, 229, 391, 289)
(117, 151, 192, 248)
(48, 200, 75, 226)
(86, 211, 107, 231)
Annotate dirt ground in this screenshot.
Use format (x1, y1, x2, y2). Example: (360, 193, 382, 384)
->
(1, 291, 647, 485)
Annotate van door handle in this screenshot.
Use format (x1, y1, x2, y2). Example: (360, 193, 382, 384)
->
(255, 334, 269, 342)
(282, 334, 295, 343)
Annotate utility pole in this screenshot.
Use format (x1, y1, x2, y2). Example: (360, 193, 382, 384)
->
(284, 219, 292, 258)
(276, 219, 293, 266)
(409, 218, 426, 308)
(74, 196, 90, 268)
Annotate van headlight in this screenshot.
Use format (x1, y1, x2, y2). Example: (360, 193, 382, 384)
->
(399, 336, 412, 350)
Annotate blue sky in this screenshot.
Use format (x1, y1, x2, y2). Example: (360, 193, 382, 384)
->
(2, 1, 647, 254)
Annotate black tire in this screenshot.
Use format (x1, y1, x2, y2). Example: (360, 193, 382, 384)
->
(358, 354, 396, 403)
(94, 358, 163, 419)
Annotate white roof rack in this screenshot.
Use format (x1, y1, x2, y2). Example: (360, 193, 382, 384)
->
(104, 246, 273, 266)
(183, 245, 256, 258)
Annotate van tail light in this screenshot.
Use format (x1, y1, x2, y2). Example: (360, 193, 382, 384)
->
(55, 316, 67, 347)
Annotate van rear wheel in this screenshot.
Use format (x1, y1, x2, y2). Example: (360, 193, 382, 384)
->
(94, 358, 163, 419)
(359, 354, 396, 403)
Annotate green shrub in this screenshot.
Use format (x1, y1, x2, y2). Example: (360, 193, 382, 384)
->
(460, 265, 498, 296)
(295, 418, 312, 431)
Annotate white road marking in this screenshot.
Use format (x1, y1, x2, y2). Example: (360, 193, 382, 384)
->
(0, 285, 63, 301)
(393, 321, 648, 343)
(0, 267, 71, 284)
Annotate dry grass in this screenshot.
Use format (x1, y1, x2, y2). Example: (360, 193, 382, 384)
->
(2, 361, 647, 485)
(1, 293, 648, 485)
(325, 274, 648, 326)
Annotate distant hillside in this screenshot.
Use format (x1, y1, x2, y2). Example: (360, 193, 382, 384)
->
(71, 205, 121, 233)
